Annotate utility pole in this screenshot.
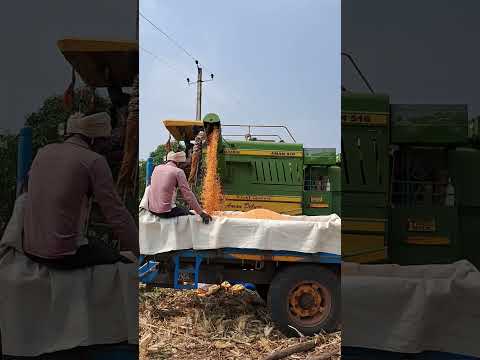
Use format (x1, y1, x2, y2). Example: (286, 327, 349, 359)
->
(196, 64, 202, 121)
(187, 60, 214, 121)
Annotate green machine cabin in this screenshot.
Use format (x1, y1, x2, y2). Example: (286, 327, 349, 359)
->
(342, 54, 480, 268)
(163, 114, 340, 216)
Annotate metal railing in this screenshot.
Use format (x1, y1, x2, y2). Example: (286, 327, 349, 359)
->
(391, 180, 448, 207)
(221, 124, 296, 143)
(223, 134, 285, 142)
(304, 177, 330, 192)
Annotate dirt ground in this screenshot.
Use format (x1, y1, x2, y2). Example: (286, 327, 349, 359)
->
(139, 285, 340, 360)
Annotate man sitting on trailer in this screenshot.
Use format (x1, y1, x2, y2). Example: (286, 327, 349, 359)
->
(148, 151, 212, 223)
(22, 112, 139, 269)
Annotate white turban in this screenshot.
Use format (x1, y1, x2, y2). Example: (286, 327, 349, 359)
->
(167, 151, 186, 163)
(66, 112, 112, 138)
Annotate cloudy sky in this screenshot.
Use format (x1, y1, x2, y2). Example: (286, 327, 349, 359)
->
(1, 0, 136, 134)
(342, 0, 480, 117)
(139, 0, 341, 159)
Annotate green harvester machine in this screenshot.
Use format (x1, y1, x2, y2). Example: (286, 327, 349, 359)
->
(342, 53, 480, 268)
(149, 115, 342, 337)
(163, 114, 340, 217)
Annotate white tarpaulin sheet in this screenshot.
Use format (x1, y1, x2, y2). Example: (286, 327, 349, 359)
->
(342, 260, 480, 357)
(0, 194, 138, 357)
(139, 209, 341, 255)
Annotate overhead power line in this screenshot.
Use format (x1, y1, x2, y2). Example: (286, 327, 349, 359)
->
(140, 12, 196, 61)
(140, 46, 191, 77)
(139, 11, 211, 72)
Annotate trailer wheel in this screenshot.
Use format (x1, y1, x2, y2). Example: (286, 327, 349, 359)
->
(268, 265, 339, 337)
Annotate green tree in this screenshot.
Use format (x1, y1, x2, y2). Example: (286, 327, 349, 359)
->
(25, 91, 109, 156)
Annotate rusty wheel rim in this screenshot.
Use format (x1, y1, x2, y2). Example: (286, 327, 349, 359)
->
(288, 281, 332, 327)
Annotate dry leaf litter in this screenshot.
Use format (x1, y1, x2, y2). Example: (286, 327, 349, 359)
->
(139, 283, 340, 360)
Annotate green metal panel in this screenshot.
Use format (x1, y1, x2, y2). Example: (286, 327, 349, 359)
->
(341, 92, 390, 195)
(328, 166, 341, 191)
(341, 92, 390, 262)
(224, 140, 303, 152)
(303, 191, 332, 216)
(221, 141, 303, 198)
(329, 166, 341, 215)
(217, 152, 227, 182)
(304, 148, 337, 165)
(302, 164, 340, 215)
(222, 160, 303, 196)
(449, 147, 480, 206)
(459, 207, 480, 269)
(341, 127, 389, 193)
(341, 205, 387, 263)
(342, 92, 390, 113)
(389, 207, 461, 265)
(450, 148, 480, 269)
(342, 193, 386, 208)
(390, 104, 468, 144)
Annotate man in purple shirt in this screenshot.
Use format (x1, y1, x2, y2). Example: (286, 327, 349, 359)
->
(148, 151, 212, 224)
(23, 112, 139, 269)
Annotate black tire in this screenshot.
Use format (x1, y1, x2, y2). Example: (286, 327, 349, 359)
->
(255, 284, 270, 302)
(267, 264, 340, 337)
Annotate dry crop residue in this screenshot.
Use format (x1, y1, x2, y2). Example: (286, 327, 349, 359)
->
(139, 286, 341, 360)
(201, 128, 224, 213)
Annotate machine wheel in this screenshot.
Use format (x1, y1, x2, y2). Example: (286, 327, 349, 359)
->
(268, 264, 339, 337)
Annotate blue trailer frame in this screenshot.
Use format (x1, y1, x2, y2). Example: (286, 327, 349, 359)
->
(139, 248, 341, 287)
(138, 222, 342, 337)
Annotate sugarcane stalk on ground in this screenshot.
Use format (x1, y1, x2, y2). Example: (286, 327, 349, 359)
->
(306, 350, 340, 360)
(263, 340, 317, 360)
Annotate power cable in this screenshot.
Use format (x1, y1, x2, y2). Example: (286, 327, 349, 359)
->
(140, 47, 193, 77)
(139, 11, 212, 72)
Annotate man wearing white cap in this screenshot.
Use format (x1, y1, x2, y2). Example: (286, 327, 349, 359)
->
(23, 112, 139, 269)
(148, 150, 212, 223)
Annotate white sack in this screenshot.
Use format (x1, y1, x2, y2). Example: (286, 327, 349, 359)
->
(342, 260, 480, 357)
(0, 195, 138, 357)
(139, 210, 341, 255)
(139, 185, 150, 210)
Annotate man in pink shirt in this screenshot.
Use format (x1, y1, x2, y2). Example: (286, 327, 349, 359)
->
(23, 112, 138, 269)
(148, 151, 212, 224)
